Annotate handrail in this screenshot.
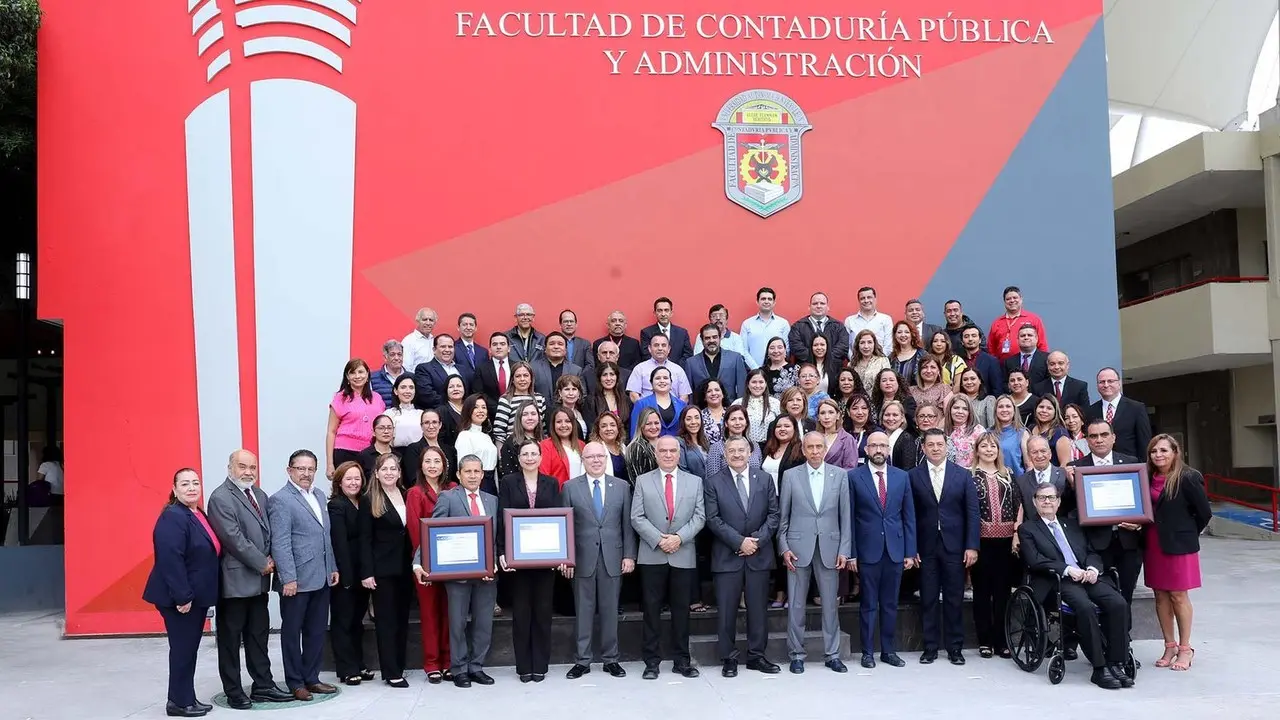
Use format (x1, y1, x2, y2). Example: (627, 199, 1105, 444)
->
(1203, 473, 1279, 533)
(1119, 276, 1268, 309)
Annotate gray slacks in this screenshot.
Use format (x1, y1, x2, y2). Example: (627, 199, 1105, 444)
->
(573, 570, 623, 665)
(444, 580, 499, 675)
(786, 561, 840, 661)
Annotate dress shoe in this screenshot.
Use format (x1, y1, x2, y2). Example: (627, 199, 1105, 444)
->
(880, 653, 906, 668)
(291, 688, 313, 702)
(470, 671, 495, 685)
(193, 700, 213, 712)
(453, 675, 472, 688)
(1063, 647, 1079, 661)
(789, 660, 805, 674)
(307, 682, 337, 694)
(385, 678, 410, 689)
(250, 686, 293, 703)
(721, 660, 738, 678)
(948, 651, 966, 666)
(166, 702, 209, 718)
(673, 664, 700, 678)
(746, 659, 781, 674)
(642, 665, 660, 680)
(225, 694, 252, 710)
(1090, 667, 1122, 690)
(341, 676, 362, 686)
(860, 654, 876, 669)
(519, 674, 533, 683)
(825, 658, 848, 673)
(360, 669, 376, 681)
(566, 664, 591, 679)
(919, 650, 938, 664)
(603, 662, 627, 678)
(1108, 665, 1134, 688)
(531, 673, 545, 683)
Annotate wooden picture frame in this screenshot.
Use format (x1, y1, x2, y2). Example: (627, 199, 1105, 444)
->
(1074, 463, 1154, 526)
(419, 515, 495, 580)
(503, 507, 576, 570)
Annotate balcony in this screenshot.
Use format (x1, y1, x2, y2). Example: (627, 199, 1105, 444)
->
(1120, 277, 1271, 381)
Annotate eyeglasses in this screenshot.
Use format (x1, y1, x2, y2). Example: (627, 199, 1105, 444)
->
(289, 466, 317, 474)
(1034, 495, 1059, 502)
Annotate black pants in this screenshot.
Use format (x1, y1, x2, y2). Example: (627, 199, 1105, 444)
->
(640, 564, 695, 668)
(509, 570, 555, 674)
(972, 537, 1016, 651)
(919, 545, 966, 653)
(215, 593, 276, 696)
(1060, 577, 1128, 667)
(714, 569, 770, 662)
(1099, 538, 1142, 626)
(333, 448, 361, 472)
(159, 604, 207, 707)
(329, 584, 370, 679)
(371, 574, 412, 679)
(280, 587, 329, 690)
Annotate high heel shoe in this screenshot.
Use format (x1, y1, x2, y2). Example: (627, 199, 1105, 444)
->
(1172, 645, 1195, 671)
(1153, 642, 1177, 668)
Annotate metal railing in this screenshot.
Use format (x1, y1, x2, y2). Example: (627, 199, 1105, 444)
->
(1119, 276, 1268, 309)
(1203, 473, 1279, 533)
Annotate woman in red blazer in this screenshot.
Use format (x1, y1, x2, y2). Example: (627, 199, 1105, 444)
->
(538, 406, 586, 486)
(405, 446, 456, 684)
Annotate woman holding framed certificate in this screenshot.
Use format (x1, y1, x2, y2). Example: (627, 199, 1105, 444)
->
(406, 447, 456, 684)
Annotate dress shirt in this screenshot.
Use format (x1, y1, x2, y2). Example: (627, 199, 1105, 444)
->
(492, 357, 511, 381)
(626, 359, 693, 398)
(739, 313, 791, 367)
(1033, 466, 1051, 486)
(439, 362, 461, 378)
(460, 340, 479, 364)
(587, 474, 607, 504)
(807, 463, 826, 510)
(730, 466, 751, 501)
(658, 467, 680, 497)
(1102, 395, 1123, 421)
(467, 490, 487, 516)
(843, 311, 893, 356)
(290, 480, 325, 523)
(401, 329, 435, 371)
(694, 330, 758, 369)
(1089, 453, 1114, 466)
(928, 461, 946, 501)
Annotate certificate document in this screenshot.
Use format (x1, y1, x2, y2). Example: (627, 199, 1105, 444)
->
(518, 522, 563, 554)
(435, 531, 480, 566)
(1089, 479, 1138, 512)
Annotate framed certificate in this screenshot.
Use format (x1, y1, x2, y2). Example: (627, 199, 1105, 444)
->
(420, 516, 495, 581)
(1074, 464, 1153, 526)
(503, 508, 575, 570)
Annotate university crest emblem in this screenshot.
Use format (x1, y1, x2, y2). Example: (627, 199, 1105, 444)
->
(712, 90, 812, 218)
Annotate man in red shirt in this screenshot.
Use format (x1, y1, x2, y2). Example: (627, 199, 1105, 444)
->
(987, 286, 1048, 361)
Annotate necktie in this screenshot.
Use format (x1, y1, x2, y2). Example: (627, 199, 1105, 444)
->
(497, 362, 507, 394)
(876, 470, 887, 509)
(931, 468, 944, 501)
(1105, 402, 1115, 423)
(1054, 380, 1062, 402)
(1021, 354, 1030, 372)
(466, 343, 475, 365)
(735, 472, 749, 508)
(664, 473, 675, 523)
(469, 491, 481, 516)
(592, 479, 604, 520)
(1049, 521, 1081, 570)
(244, 488, 262, 519)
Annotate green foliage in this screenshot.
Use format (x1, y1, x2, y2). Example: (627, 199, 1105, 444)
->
(0, 0, 41, 168)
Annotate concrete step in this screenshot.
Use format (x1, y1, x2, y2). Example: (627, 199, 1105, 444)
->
(688, 630, 850, 666)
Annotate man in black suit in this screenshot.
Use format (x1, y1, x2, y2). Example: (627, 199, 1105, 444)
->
(1018, 483, 1132, 690)
(559, 309, 594, 369)
(593, 310, 643, 371)
(413, 335, 475, 410)
(455, 313, 489, 374)
(1088, 368, 1152, 459)
(639, 296, 693, 362)
(904, 298, 941, 352)
(1001, 323, 1049, 387)
(788, 291, 848, 364)
(907, 429, 978, 665)
(704, 437, 781, 677)
(474, 332, 512, 409)
(1032, 351, 1089, 410)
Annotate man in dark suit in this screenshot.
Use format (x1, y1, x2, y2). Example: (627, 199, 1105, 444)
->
(904, 298, 941, 352)
(704, 437, 781, 677)
(848, 432, 917, 669)
(562, 443, 636, 680)
(593, 310, 643, 371)
(455, 312, 489, 374)
(639, 296, 693, 362)
(1088, 368, 1152, 459)
(958, 325, 1004, 396)
(506, 303, 545, 363)
(474, 332, 512, 409)
(530, 331, 584, 399)
(559, 309, 594, 369)
(907, 429, 978, 665)
(413, 334, 475, 410)
(1017, 436, 1071, 518)
(1001, 323, 1049, 387)
(206, 450, 292, 708)
(1018, 483, 1132, 690)
(267, 450, 340, 701)
(788, 291, 848, 364)
(1032, 351, 1089, 410)
(684, 324, 749, 403)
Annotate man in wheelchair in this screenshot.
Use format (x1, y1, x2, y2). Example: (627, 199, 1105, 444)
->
(1017, 483, 1133, 690)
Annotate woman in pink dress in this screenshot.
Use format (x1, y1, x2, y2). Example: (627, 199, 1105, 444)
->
(1143, 434, 1213, 672)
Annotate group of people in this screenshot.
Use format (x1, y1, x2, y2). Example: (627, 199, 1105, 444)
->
(144, 286, 1216, 715)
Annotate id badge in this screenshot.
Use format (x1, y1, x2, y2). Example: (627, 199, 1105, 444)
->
(1001, 338, 1010, 354)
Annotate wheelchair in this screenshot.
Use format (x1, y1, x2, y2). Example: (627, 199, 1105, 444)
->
(1004, 568, 1137, 685)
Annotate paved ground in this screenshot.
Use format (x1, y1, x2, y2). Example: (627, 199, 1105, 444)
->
(6, 537, 1279, 720)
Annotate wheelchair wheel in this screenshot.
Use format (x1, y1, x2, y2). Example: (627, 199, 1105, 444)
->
(1005, 586, 1047, 673)
(1047, 655, 1066, 685)
(1122, 651, 1137, 680)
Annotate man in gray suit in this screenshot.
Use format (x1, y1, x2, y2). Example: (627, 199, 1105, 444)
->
(415, 455, 500, 688)
(267, 450, 340, 701)
(530, 331, 585, 399)
(1017, 435, 1071, 520)
(206, 450, 292, 708)
(778, 432, 852, 674)
(631, 435, 705, 680)
(561, 442, 636, 680)
(705, 437, 781, 677)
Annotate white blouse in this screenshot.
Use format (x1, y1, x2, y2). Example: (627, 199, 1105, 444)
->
(388, 405, 424, 447)
(454, 426, 498, 471)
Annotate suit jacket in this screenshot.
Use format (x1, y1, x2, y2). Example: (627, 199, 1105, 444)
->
(592, 335, 643, 371)
(413, 486, 500, 574)
(1087, 396, 1153, 459)
(777, 463, 851, 569)
(1152, 468, 1212, 555)
(564, 336, 593, 369)
(1003, 350, 1050, 387)
(268, 482, 338, 593)
(1016, 466, 1070, 519)
(848, 464, 917, 565)
(455, 340, 490, 375)
(328, 495, 362, 587)
(358, 489, 413, 579)
(1066, 452, 1143, 551)
(919, 322, 943, 347)
(704, 467, 780, 572)
(964, 350, 1005, 396)
(787, 317, 849, 365)
(630, 468, 705, 568)
(506, 327, 546, 363)
(908, 461, 979, 558)
(495, 473, 562, 557)
(142, 504, 221, 608)
(562, 474, 637, 578)
(1017, 514, 1103, 602)
(1033, 375, 1090, 410)
(413, 359, 475, 411)
(206, 478, 272, 598)
(888, 429, 918, 471)
(530, 358, 584, 400)
(474, 357, 510, 409)
(640, 324, 694, 362)
(683, 349, 749, 402)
